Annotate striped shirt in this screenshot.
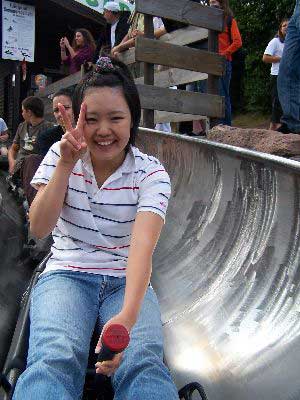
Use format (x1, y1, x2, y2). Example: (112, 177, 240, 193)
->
(31, 143, 171, 277)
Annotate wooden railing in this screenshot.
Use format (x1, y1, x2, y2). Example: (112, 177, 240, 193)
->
(38, 0, 225, 128)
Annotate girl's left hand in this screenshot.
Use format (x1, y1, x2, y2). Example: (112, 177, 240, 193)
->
(95, 312, 134, 376)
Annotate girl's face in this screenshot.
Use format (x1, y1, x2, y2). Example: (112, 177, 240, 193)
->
(75, 31, 84, 47)
(281, 21, 289, 37)
(83, 87, 132, 165)
(209, 0, 221, 8)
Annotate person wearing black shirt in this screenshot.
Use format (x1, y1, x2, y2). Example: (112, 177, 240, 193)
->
(37, 88, 74, 157)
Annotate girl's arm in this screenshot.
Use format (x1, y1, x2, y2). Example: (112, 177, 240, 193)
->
(64, 37, 76, 59)
(122, 211, 164, 324)
(95, 211, 164, 376)
(222, 18, 242, 57)
(29, 103, 87, 238)
(263, 54, 281, 63)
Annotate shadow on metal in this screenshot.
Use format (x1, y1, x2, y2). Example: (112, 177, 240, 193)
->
(137, 128, 300, 400)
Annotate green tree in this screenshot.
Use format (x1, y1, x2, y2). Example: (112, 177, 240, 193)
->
(229, 0, 294, 112)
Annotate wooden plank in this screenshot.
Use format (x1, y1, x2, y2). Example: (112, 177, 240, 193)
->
(208, 30, 220, 127)
(135, 0, 224, 32)
(135, 68, 207, 87)
(135, 37, 224, 76)
(118, 26, 208, 66)
(117, 48, 136, 65)
(154, 111, 206, 124)
(136, 84, 224, 118)
(37, 71, 82, 98)
(143, 14, 155, 129)
(161, 26, 208, 46)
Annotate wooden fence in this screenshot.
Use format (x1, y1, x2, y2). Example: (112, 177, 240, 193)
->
(38, 0, 225, 128)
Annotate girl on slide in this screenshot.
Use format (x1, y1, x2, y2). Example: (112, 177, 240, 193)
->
(13, 57, 179, 400)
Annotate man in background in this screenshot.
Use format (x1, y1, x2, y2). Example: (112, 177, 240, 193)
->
(93, 1, 130, 60)
(8, 96, 53, 175)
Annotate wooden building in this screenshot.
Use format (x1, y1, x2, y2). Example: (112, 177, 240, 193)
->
(0, 0, 105, 134)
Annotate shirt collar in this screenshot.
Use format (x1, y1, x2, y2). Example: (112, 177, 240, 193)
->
(81, 145, 136, 178)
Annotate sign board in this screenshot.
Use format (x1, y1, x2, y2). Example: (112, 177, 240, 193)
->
(74, 0, 133, 13)
(1, 1, 35, 62)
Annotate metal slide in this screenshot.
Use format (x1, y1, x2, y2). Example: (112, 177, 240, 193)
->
(1, 130, 300, 399)
(138, 129, 300, 400)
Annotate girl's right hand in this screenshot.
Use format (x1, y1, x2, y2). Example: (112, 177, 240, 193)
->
(60, 37, 65, 49)
(59, 102, 87, 166)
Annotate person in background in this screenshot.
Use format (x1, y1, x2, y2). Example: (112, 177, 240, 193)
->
(263, 19, 289, 131)
(94, 1, 130, 60)
(111, 12, 166, 57)
(21, 89, 75, 206)
(0, 117, 9, 157)
(209, 0, 242, 126)
(60, 29, 96, 75)
(8, 96, 53, 175)
(37, 88, 74, 157)
(277, 1, 300, 134)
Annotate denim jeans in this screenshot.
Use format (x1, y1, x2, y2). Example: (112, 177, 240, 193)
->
(277, 0, 300, 132)
(13, 270, 179, 400)
(219, 60, 232, 126)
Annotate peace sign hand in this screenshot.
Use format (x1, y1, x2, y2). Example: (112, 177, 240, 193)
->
(59, 102, 87, 166)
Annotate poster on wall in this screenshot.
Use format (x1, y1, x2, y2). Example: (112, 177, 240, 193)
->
(75, 0, 133, 13)
(1, 1, 35, 62)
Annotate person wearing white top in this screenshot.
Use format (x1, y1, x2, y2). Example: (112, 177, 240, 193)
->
(13, 57, 179, 400)
(0, 117, 9, 157)
(263, 19, 289, 130)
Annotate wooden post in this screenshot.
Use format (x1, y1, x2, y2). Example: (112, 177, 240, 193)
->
(143, 14, 155, 129)
(12, 61, 21, 135)
(208, 30, 220, 128)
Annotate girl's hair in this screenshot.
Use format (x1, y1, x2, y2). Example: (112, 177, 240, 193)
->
(211, 0, 233, 18)
(72, 28, 96, 52)
(73, 56, 141, 148)
(53, 88, 73, 101)
(278, 18, 289, 43)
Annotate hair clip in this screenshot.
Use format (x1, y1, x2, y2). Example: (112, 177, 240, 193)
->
(95, 57, 114, 73)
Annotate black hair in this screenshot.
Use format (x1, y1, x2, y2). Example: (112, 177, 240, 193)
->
(73, 57, 141, 148)
(53, 88, 74, 101)
(22, 96, 44, 118)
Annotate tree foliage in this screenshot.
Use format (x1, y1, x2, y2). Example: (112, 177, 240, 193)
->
(229, 0, 294, 112)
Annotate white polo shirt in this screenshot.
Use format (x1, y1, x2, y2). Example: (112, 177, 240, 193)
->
(31, 142, 171, 277)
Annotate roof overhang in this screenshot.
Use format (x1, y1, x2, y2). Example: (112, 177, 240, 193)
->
(48, 0, 106, 25)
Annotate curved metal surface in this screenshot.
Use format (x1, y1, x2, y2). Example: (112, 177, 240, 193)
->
(137, 129, 300, 400)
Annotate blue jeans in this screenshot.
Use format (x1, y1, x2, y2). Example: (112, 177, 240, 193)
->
(277, 0, 300, 132)
(219, 60, 232, 126)
(13, 270, 179, 400)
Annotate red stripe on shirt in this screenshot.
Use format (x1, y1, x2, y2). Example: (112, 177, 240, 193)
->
(65, 265, 126, 271)
(141, 169, 165, 182)
(72, 172, 92, 185)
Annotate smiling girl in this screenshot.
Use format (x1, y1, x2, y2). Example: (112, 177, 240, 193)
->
(13, 57, 179, 400)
